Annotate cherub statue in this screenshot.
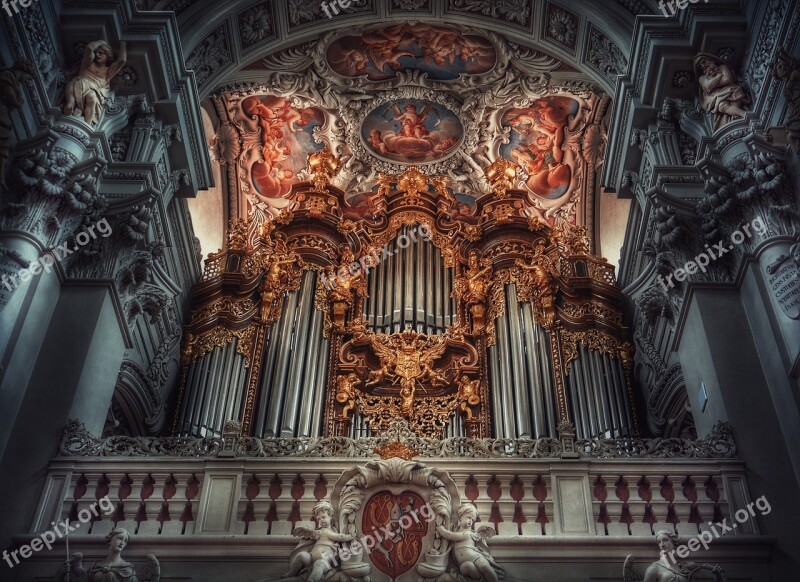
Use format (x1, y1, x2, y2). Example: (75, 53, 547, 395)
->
(64, 41, 127, 126)
(623, 530, 726, 582)
(52, 552, 88, 582)
(437, 504, 505, 582)
(284, 500, 354, 582)
(693, 54, 749, 130)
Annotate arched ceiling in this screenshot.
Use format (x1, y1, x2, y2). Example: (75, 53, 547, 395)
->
(146, 0, 660, 265)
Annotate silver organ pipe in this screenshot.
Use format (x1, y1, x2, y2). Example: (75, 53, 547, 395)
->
(566, 346, 633, 438)
(256, 270, 329, 438)
(489, 283, 559, 439)
(364, 226, 453, 335)
(178, 339, 247, 437)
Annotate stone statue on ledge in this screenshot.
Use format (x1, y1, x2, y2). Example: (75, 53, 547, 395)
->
(434, 504, 505, 582)
(64, 40, 127, 126)
(693, 54, 750, 130)
(84, 528, 160, 582)
(277, 500, 367, 582)
(624, 530, 726, 582)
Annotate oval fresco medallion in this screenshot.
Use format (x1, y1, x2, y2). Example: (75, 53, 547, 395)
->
(361, 99, 463, 164)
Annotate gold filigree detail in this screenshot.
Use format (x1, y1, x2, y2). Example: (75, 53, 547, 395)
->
(355, 391, 459, 438)
(191, 298, 257, 322)
(187, 325, 256, 368)
(307, 147, 340, 191)
(396, 166, 428, 203)
(485, 158, 519, 197)
(373, 441, 418, 460)
(365, 328, 448, 417)
(453, 250, 494, 334)
(515, 239, 559, 328)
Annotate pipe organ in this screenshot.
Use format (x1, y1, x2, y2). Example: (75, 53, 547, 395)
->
(363, 227, 456, 336)
(173, 153, 638, 443)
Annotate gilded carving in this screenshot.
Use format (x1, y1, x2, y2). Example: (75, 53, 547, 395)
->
(515, 239, 559, 327)
(453, 250, 494, 333)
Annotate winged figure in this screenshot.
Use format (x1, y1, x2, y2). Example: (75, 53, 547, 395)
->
(436, 504, 505, 582)
(366, 329, 448, 416)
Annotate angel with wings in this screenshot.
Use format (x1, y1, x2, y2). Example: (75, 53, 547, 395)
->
(283, 501, 354, 582)
(391, 103, 432, 139)
(437, 504, 505, 582)
(623, 530, 726, 582)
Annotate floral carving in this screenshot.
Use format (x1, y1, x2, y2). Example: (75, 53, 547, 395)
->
(186, 28, 231, 88)
(450, 0, 531, 26)
(547, 4, 578, 50)
(586, 26, 628, 82)
(238, 2, 274, 50)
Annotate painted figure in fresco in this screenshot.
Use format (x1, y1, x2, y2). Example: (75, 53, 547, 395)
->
(243, 95, 322, 200)
(437, 504, 504, 582)
(327, 24, 496, 80)
(503, 97, 577, 199)
(392, 102, 431, 139)
(365, 100, 460, 162)
(694, 54, 750, 130)
(64, 41, 127, 126)
(623, 530, 726, 582)
(284, 501, 355, 582)
(88, 528, 139, 582)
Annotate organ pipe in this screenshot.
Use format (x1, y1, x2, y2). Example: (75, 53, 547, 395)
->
(364, 227, 453, 335)
(178, 339, 247, 437)
(255, 270, 329, 438)
(566, 347, 633, 438)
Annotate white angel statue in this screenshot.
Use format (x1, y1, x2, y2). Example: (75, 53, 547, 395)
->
(436, 503, 505, 582)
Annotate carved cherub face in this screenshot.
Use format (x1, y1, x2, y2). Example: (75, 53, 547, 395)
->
(315, 508, 333, 528)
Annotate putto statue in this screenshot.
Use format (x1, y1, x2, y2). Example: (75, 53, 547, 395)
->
(283, 500, 356, 582)
(623, 530, 726, 582)
(693, 53, 749, 130)
(436, 503, 505, 582)
(64, 40, 127, 126)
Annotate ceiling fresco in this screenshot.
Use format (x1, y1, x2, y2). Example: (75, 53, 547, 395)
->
(326, 23, 497, 80)
(214, 23, 609, 229)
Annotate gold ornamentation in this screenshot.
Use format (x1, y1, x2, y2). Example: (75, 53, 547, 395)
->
(457, 375, 481, 419)
(453, 250, 494, 333)
(430, 174, 456, 205)
(191, 298, 257, 322)
(322, 248, 369, 332)
(258, 238, 304, 324)
(241, 326, 267, 435)
(373, 441, 418, 460)
(396, 166, 428, 203)
(484, 158, 519, 197)
(307, 147, 340, 191)
(554, 221, 591, 255)
(355, 391, 459, 438)
(489, 202, 518, 224)
(335, 373, 361, 418)
(227, 218, 249, 251)
(515, 239, 559, 328)
(366, 328, 449, 417)
(187, 325, 256, 367)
